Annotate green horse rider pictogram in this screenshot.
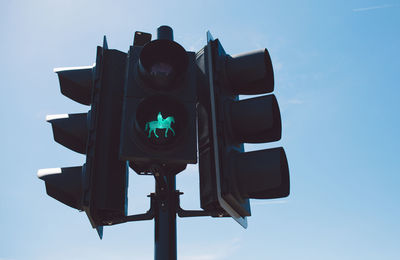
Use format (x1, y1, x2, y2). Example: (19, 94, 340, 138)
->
(145, 112, 175, 138)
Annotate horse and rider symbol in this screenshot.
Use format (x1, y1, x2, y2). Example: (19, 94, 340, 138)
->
(145, 112, 175, 139)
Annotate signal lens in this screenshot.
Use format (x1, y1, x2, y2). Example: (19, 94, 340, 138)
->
(135, 95, 187, 146)
(138, 40, 188, 90)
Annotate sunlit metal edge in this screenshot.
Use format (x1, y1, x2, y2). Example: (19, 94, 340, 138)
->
(37, 168, 62, 178)
(46, 114, 69, 121)
(53, 64, 95, 73)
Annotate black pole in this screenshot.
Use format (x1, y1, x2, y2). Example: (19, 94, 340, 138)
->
(154, 172, 177, 260)
(157, 25, 174, 41)
(154, 25, 177, 260)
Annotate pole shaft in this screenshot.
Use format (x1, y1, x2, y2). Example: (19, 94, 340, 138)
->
(157, 26, 174, 41)
(154, 26, 178, 260)
(154, 173, 177, 260)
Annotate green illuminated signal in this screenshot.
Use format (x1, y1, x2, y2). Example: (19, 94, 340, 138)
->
(145, 112, 175, 138)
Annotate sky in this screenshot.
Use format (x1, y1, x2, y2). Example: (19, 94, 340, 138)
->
(1, 0, 399, 259)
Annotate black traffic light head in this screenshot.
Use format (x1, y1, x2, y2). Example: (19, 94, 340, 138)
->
(196, 32, 289, 227)
(39, 62, 93, 214)
(225, 49, 274, 95)
(230, 147, 289, 199)
(227, 94, 281, 143)
(46, 113, 88, 154)
(54, 66, 94, 105)
(119, 28, 197, 174)
(37, 167, 84, 210)
(38, 37, 128, 238)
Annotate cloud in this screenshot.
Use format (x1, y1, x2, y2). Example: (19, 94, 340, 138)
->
(353, 4, 398, 12)
(181, 238, 241, 260)
(182, 254, 223, 260)
(279, 98, 305, 109)
(187, 37, 205, 52)
(252, 199, 289, 206)
(286, 98, 304, 105)
(277, 98, 305, 115)
(274, 62, 283, 72)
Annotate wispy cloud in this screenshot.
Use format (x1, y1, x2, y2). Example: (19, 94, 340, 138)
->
(181, 238, 241, 260)
(182, 254, 224, 260)
(286, 98, 304, 105)
(252, 199, 289, 206)
(187, 36, 206, 52)
(274, 62, 283, 72)
(278, 98, 305, 115)
(353, 4, 398, 12)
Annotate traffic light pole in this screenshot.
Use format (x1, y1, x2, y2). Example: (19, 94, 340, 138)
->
(153, 26, 178, 260)
(151, 163, 216, 260)
(153, 166, 178, 260)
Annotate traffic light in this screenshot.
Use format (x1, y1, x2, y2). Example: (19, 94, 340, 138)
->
(119, 28, 197, 174)
(38, 37, 129, 238)
(196, 32, 289, 227)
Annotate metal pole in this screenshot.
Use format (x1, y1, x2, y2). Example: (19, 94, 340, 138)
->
(154, 26, 177, 260)
(157, 25, 174, 41)
(154, 172, 177, 260)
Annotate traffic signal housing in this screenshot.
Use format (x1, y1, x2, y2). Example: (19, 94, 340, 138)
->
(119, 32, 197, 174)
(196, 33, 289, 227)
(38, 38, 129, 238)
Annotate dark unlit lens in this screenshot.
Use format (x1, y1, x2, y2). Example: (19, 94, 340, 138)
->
(151, 62, 173, 76)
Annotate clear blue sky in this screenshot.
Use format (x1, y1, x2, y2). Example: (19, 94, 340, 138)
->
(1, 0, 399, 259)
